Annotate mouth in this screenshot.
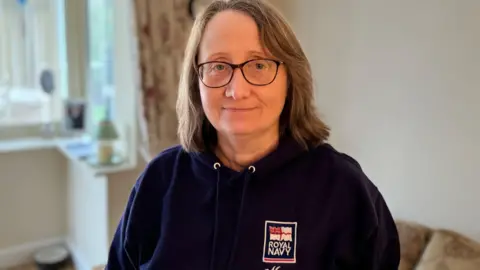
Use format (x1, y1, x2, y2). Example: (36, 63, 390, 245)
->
(222, 107, 256, 112)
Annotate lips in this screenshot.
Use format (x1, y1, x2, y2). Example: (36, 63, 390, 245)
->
(223, 107, 255, 111)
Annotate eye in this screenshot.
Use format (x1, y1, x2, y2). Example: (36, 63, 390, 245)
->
(211, 63, 227, 71)
(254, 62, 265, 70)
(248, 60, 273, 71)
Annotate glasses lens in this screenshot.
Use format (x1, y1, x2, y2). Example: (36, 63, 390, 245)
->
(199, 62, 232, 87)
(243, 60, 278, 85)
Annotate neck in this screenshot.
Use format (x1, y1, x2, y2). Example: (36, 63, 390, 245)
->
(215, 129, 279, 171)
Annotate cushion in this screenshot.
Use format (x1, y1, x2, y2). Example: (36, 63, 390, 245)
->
(396, 220, 433, 269)
(416, 229, 480, 270)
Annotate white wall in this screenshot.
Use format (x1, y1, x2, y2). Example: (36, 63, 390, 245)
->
(0, 149, 66, 249)
(67, 161, 109, 270)
(276, 0, 480, 240)
(107, 163, 145, 244)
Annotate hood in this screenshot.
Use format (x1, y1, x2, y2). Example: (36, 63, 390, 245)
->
(191, 134, 308, 178)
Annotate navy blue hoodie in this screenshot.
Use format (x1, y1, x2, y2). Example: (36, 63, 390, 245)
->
(106, 136, 400, 269)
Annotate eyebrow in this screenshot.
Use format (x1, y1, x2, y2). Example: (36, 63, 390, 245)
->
(202, 50, 272, 62)
(247, 50, 269, 57)
(203, 52, 230, 62)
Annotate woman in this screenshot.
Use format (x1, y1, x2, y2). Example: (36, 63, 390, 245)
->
(107, 0, 400, 269)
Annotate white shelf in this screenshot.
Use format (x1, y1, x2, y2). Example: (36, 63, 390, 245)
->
(0, 137, 82, 153)
(90, 161, 137, 176)
(0, 136, 136, 176)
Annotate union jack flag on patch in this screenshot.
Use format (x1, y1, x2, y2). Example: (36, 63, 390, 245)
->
(263, 220, 297, 264)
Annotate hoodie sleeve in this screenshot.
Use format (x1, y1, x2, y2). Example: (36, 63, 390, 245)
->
(332, 152, 400, 269)
(361, 193, 401, 270)
(105, 184, 139, 270)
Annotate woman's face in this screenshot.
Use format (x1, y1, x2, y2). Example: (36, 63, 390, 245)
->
(197, 10, 288, 137)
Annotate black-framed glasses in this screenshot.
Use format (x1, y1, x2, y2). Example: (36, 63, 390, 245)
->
(196, 59, 283, 88)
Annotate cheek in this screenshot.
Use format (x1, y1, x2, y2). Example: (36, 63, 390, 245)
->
(199, 87, 211, 114)
(199, 86, 208, 107)
(264, 72, 288, 113)
(271, 92, 287, 114)
(255, 88, 286, 122)
(199, 85, 222, 117)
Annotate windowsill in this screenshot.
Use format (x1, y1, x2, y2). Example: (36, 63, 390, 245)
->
(0, 137, 81, 153)
(0, 87, 61, 126)
(56, 140, 136, 176)
(89, 161, 136, 176)
(0, 136, 136, 176)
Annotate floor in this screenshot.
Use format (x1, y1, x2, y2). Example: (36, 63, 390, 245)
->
(4, 260, 105, 270)
(5, 262, 75, 270)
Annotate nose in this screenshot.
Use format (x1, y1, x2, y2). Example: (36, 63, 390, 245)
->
(226, 68, 251, 100)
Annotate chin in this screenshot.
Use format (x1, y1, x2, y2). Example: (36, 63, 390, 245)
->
(220, 124, 260, 136)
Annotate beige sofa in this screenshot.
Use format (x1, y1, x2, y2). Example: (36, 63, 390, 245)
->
(396, 220, 480, 269)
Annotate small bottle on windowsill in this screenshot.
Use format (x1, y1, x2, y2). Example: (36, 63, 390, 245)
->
(97, 128, 117, 164)
(94, 97, 120, 165)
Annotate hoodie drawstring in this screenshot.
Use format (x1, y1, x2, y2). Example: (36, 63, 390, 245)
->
(209, 163, 256, 270)
(227, 165, 255, 270)
(210, 162, 222, 270)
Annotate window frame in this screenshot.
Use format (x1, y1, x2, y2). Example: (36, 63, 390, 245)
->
(0, 0, 68, 131)
(85, 0, 115, 134)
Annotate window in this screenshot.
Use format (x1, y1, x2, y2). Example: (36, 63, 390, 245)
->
(87, 0, 114, 127)
(0, 0, 67, 127)
(0, 0, 136, 163)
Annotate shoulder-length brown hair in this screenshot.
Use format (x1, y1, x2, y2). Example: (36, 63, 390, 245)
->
(176, 0, 330, 152)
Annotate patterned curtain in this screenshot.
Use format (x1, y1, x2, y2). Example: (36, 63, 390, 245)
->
(133, 0, 193, 159)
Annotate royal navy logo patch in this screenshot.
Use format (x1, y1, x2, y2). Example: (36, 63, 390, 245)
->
(263, 220, 297, 264)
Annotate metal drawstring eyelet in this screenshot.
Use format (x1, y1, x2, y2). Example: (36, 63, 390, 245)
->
(248, 166, 256, 173)
(213, 162, 221, 170)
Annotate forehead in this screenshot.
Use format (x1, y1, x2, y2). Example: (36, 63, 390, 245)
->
(198, 10, 268, 62)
